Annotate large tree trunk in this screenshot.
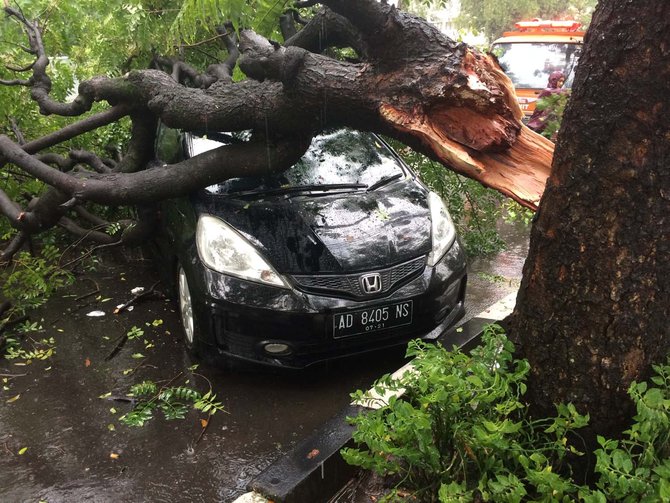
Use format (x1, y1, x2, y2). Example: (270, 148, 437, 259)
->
(510, 0, 670, 438)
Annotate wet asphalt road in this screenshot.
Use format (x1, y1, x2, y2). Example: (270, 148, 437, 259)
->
(0, 221, 528, 502)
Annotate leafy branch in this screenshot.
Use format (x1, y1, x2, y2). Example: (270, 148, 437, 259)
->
(115, 373, 225, 427)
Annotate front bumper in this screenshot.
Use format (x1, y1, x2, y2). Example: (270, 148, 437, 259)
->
(185, 240, 467, 368)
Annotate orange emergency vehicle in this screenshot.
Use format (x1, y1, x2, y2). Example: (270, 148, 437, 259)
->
(490, 20, 584, 121)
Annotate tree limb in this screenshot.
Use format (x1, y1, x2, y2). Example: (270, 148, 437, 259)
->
(57, 217, 118, 245)
(284, 7, 368, 57)
(3, 6, 95, 116)
(0, 133, 311, 204)
(0, 231, 28, 264)
(0, 105, 131, 168)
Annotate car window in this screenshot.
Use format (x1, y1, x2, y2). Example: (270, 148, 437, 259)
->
(492, 42, 581, 89)
(186, 129, 407, 195)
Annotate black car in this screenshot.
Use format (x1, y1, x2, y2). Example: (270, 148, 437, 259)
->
(152, 127, 467, 368)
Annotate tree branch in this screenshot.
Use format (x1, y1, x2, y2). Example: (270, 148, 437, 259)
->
(284, 7, 368, 57)
(57, 216, 118, 245)
(0, 77, 31, 86)
(8, 117, 26, 144)
(69, 150, 112, 174)
(0, 231, 28, 264)
(0, 188, 24, 223)
(0, 133, 311, 204)
(3, 6, 95, 116)
(0, 105, 130, 168)
(73, 205, 109, 228)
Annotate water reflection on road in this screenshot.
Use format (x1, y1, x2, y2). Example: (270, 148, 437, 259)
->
(0, 221, 528, 502)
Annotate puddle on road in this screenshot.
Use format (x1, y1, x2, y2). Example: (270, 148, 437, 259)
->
(0, 256, 409, 502)
(0, 221, 529, 502)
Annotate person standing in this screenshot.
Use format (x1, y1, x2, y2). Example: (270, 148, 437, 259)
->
(527, 71, 567, 135)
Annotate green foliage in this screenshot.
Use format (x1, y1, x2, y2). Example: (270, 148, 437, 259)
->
(171, 0, 293, 46)
(4, 335, 55, 363)
(591, 360, 670, 502)
(126, 326, 145, 340)
(343, 328, 670, 502)
(534, 92, 571, 141)
(390, 141, 505, 256)
(117, 378, 224, 427)
(502, 200, 535, 227)
(1, 245, 74, 317)
(105, 222, 123, 237)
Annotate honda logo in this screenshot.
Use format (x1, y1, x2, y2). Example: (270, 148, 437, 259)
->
(360, 273, 382, 294)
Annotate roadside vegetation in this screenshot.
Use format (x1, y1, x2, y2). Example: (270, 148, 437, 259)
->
(343, 326, 670, 502)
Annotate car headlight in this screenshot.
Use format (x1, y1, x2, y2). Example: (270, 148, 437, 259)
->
(196, 215, 288, 288)
(427, 191, 456, 266)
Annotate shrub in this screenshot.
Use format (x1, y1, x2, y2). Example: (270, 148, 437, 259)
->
(343, 326, 670, 502)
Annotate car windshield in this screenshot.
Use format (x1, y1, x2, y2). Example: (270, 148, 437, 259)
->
(187, 129, 407, 196)
(492, 42, 581, 89)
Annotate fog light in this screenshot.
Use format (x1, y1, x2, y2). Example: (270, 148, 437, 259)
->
(263, 343, 292, 355)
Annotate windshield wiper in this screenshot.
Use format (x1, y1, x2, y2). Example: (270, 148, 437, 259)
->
(366, 173, 403, 192)
(231, 183, 367, 198)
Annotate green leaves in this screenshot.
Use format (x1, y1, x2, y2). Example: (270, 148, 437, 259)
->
(589, 357, 670, 501)
(169, 0, 293, 48)
(3, 335, 56, 363)
(116, 378, 224, 427)
(2, 246, 74, 318)
(343, 329, 670, 501)
(126, 326, 144, 340)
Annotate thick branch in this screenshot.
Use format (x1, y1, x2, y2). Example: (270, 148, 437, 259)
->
(0, 188, 23, 223)
(284, 8, 368, 57)
(115, 111, 157, 174)
(239, 6, 552, 208)
(0, 134, 311, 204)
(318, 0, 431, 61)
(36, 152, 75, 171)
(69, 150, 112, 174)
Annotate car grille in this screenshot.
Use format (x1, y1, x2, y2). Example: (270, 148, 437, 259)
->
(291, 256, 426, 299)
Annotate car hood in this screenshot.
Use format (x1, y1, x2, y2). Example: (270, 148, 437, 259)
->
(194, 182, 432, 274)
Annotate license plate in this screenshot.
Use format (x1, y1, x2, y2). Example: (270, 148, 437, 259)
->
(333, 300, 413, 338)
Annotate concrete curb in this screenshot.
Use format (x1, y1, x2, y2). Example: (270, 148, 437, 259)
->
(233, 292, 517, 503)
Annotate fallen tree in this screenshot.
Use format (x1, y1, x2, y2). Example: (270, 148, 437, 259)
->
(1, 0, 667, 444)
(0, 0, 552, 264)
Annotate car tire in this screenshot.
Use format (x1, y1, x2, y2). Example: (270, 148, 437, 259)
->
(177, 264, 201, 356)
(176, 263, 243, 370)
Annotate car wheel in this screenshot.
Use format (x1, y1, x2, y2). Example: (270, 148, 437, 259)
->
(177, 264, 199, 353)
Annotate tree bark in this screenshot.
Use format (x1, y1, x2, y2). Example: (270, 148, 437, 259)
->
(510, 0, 670, 438)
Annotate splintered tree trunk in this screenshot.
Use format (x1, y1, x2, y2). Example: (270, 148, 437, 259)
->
(510, 0, 670, 437)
